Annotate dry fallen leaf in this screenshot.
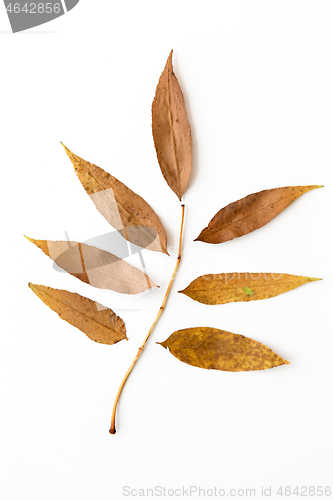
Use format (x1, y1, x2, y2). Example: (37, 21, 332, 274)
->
(195, 185, 322, 244)
(179, 272, 321, 305)
(25, 237, 157, 294)
(28, 283, 126, 345)
(158, 327, 289, 371)
(152, 50, 192, 200)
(62, 144, 168, 254)
(25, 52, 323, 434)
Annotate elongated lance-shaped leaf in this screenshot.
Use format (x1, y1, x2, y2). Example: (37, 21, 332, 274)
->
(28, 284, 127, 345)
(152, 50, 192, 200)
(25, 237, 157, 294)
(158, 327, 289, 371)
(179, 272, 321, 305)
(62, 145, 168, 254)
(195, 185, 323, 244)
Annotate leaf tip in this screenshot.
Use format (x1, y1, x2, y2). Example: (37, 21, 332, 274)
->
(24, 234, 35, 244)
(147, 278, 159, 290)
(194, 228, 207, 242)
(156, 341, 167, 349)
(61, 142, 74, 160)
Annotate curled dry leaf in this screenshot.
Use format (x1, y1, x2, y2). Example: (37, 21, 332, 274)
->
(25, 237, 157, 294)
(62, 144, 168, 254)
(158, 327, 289, 371)
(152, 50, 192, 200)
(179, 272, 321, 305)
(28, 284, 127, 345)
(195, 185, 323, 244)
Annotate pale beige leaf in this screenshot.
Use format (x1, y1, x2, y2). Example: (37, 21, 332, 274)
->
(28, 284, 127, 345)
(62, 145, 168, 254)
(25, 237, 157, 294)
(152, 50, 192, 200)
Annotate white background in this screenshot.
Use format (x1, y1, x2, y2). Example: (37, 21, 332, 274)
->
(1, 2, 332, 499)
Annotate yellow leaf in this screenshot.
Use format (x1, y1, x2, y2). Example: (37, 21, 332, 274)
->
(158, 327, 289, 371)
(179, 272, 321, 304)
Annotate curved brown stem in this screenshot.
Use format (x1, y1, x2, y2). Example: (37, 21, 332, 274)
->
(109, 204, 185, 434)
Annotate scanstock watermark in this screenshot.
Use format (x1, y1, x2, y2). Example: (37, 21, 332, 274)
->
(122, 485, 332, 497)
(123, 486, 257, 497)
(3, 0, 80, 33)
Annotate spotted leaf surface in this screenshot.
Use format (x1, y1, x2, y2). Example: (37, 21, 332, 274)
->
(179, 272, 321, 305)
(158, 327, 289, 371)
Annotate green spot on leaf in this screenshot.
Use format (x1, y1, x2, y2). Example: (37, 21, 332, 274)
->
(243, 287, 254, 296)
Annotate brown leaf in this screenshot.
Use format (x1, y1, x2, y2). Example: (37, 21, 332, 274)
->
(195, 185, 323, 244)
(25, 237, 157, 294)
(62, 145, 168, 254)
(28, 284, 127, 345)
(158, 327, 289, 371)
(152, 50, 192, 200)
(179, 272, 321, 305)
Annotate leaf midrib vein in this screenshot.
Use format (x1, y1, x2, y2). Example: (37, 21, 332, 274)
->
(57, 242, 150, 288)
(187, 280, 305, 292)
(167, 63, 181, 197)
(181, 345, 250, 357)
(86, 246, 151, 287)
(84, 167, 158, 243)
(38, 289, 121, 335)
(208, 189, 306, 233)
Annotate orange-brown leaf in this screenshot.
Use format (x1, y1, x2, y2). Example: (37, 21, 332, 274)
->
(25, 237, 157, 294)
(158, 327, 289, 371)
(195, 185, 322, 244)
(28, 284, 126, 345)
(179, 272, 321, 305)
(62, 145, 168, 254)
(152, 50, 192, 200)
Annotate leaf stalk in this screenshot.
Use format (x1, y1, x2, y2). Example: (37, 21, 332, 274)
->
(109, 204, 185, 434)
